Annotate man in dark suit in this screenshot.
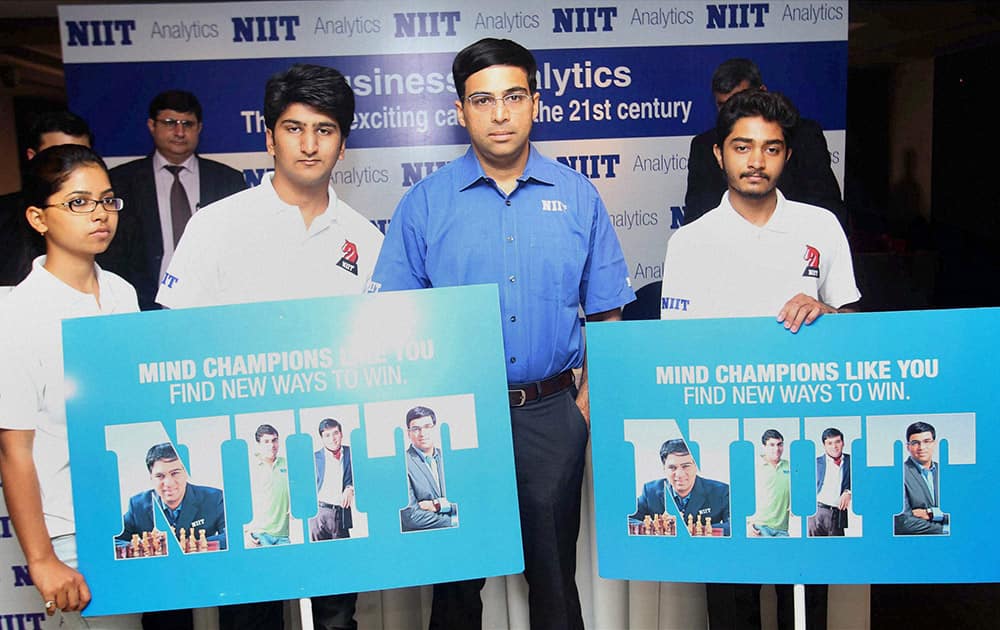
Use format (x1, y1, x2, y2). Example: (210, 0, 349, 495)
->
(683, 58, 845, 227)
(809, 427, 852, 536)
(100, 90, 245, 309)
(629, 439, 730, 535)
(400, 406, 457, 532)
(895, 421, 949, 535)
(310, 418, 354, 541)
(1, 111, 93, 286)
(116, 443, 227, 550)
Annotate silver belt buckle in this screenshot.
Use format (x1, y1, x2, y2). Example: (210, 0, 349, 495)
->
(511, 389, 527, 407)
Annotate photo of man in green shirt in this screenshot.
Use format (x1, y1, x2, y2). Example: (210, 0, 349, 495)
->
(749, 429, 791, 537)
(245, 424, 290, 547)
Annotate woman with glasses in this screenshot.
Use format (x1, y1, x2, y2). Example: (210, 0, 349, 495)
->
(0, 144, 140, 629)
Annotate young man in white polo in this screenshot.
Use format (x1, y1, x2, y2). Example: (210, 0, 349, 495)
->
(157, 63, 382, 630)
(660, 89, 860, 630)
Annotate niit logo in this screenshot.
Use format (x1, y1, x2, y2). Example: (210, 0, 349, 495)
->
(161, 272, 179, 288)
(541, 200, 567, 212)
(556, 154, 620, 179)
(552, 7, 617, 32)
(65, 19, 136, 46)
(231, 16, 300, 42)
(661, 296, 691, 312)
(705, 3, 769, 29)
(393, 12, 460, 38)
(401, 161, 447, 187)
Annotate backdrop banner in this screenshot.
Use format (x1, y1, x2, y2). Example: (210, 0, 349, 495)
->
(57, 0, 848, 293)
(63, 285, 522, 615)
(588, 308, 993, 584)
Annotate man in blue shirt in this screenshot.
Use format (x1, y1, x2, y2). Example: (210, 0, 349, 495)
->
(371, 38, 634, 630)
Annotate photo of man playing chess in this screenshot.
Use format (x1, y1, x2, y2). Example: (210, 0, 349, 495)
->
(628, 439, 731, 537)
(114, 442, 227, 558)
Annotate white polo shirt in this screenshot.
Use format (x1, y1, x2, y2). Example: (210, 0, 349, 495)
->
(661, 191, 860, 320)
(0, 258, 139, 537)
(156, 173, 383, 309)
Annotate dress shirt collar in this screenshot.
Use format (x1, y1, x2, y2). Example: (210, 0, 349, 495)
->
(456, 145, 557, 191)
(153, 150, 197, 174)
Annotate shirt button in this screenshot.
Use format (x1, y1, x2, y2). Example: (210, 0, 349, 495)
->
(509, 275, 516, 283)
(510, 315, 517, 322)
(510, 357, 517, 363)
(505, 200, 511, 206)
(506, 235, 514, 242)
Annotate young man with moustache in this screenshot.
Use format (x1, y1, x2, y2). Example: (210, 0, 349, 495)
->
(683, 58, 845, 226)
(157, 63, 383, 630)
(660, 89, 860, 629)
(371, 38, 634, 630)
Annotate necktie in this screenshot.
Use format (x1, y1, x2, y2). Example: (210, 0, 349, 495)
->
(165, 165, 192, 247)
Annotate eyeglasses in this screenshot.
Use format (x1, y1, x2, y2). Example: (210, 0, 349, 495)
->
(465, 92, 533, 112)
(408, 423, 436, 434)
(47, 197, 124, 214)
(155, 118, 198, 130)
(908, 438, 935, 447)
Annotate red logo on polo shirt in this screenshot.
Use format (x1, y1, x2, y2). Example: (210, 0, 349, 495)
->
(337, 240, 359, 275)
(802, 245, 820, 278)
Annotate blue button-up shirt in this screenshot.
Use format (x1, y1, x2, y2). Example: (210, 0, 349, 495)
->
(371, 146, 634, 383)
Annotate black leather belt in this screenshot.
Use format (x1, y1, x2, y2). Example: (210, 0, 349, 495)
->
(508, 370, 575, 407)
(318, 502, 338, 509)
(817, 503, 837, 510)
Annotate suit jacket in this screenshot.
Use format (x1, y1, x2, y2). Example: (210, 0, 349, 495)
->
(683, 117, 846, 227)
(99, 154, 246, 310)
(117, 483, 227, 549)
(815, 452, 851, 497)
(894, 457, 947, 535)
(629, 476, 731, 535)
(400, 444, 455, 531)
(313, 445, 354, 530)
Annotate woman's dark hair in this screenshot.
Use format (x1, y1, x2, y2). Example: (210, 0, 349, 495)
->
(22, 144, 109, 210)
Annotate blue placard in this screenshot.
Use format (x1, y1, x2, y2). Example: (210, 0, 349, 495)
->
(63, 285, 522, 616)
(588, 309, 996, 584)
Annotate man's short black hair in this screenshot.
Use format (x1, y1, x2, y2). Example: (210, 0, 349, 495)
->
(255, 424, 279, 442)
(711, 58, 763, 94)
(145, 443, 180, 472)
(821, 427, 844, 443)
(264, 63, 355, 138)
(318, 418, 342, 435)
(906, 421, 936, 441)
(659, 439, 691, 464)
(405, 406, 437, 429)
(452, 38, 538, 101)
(148, 90, 203, 122)
(27, 111, 93, 151)
(715, 89, 799, 149)
(761, 429, 784, 445)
